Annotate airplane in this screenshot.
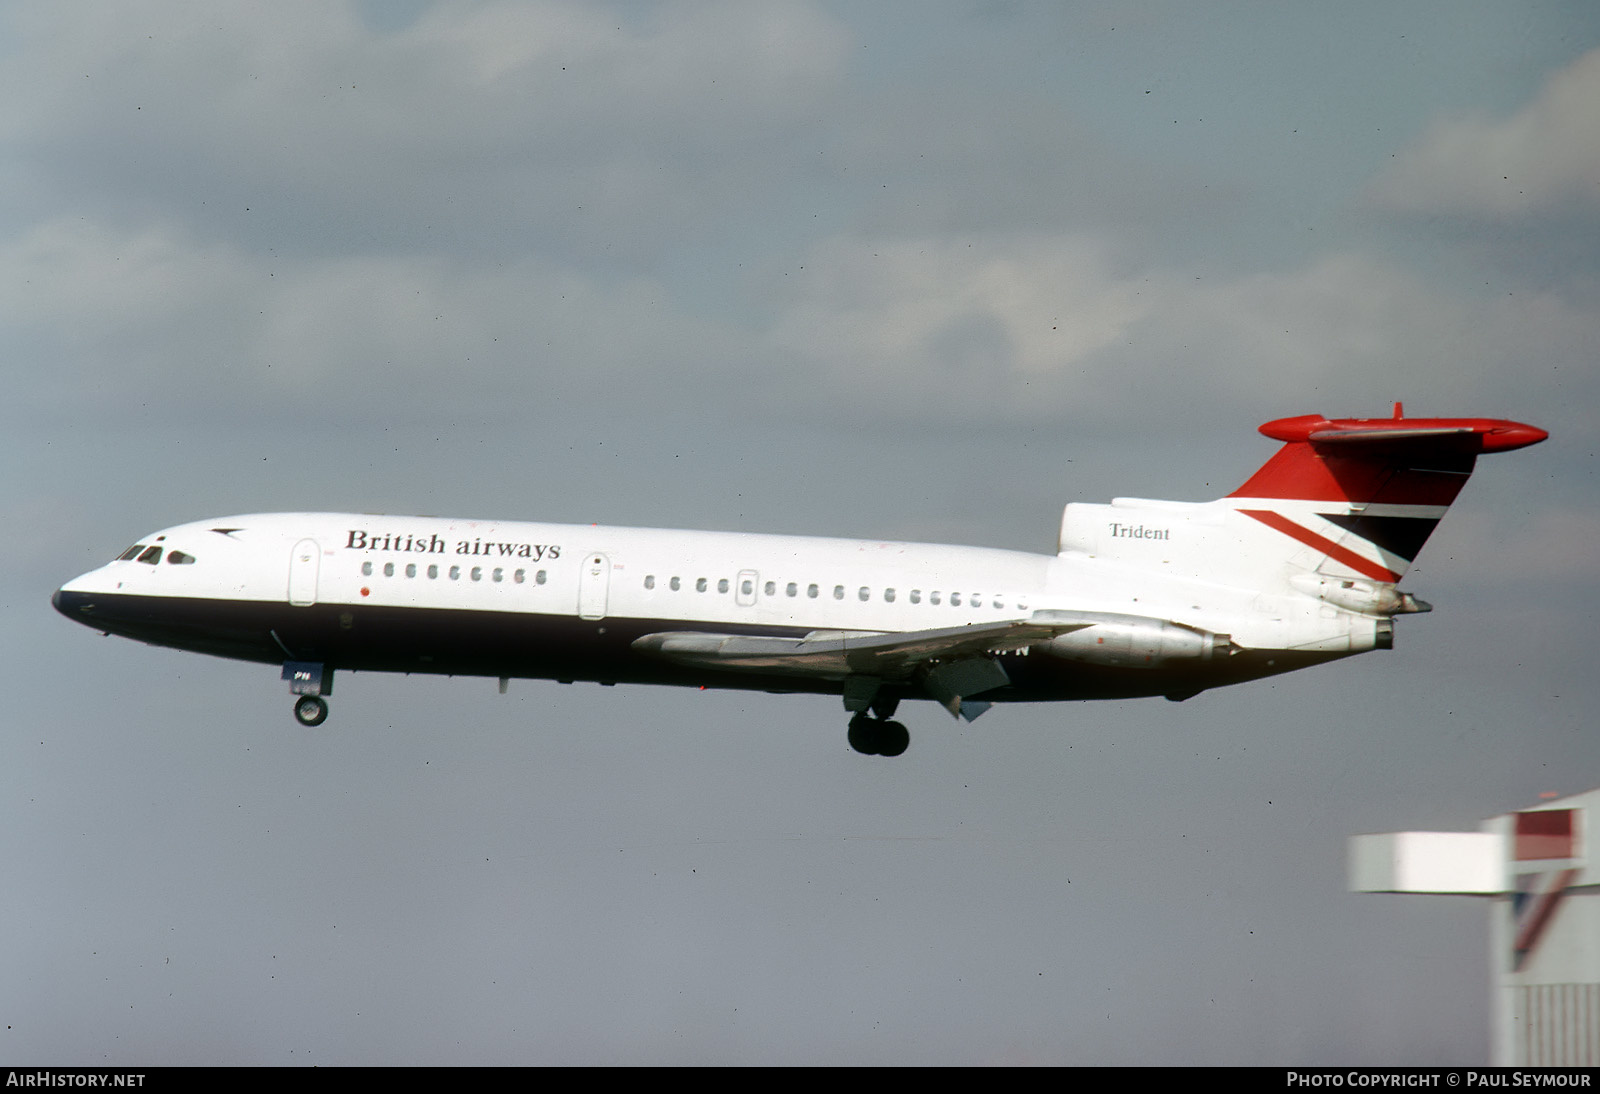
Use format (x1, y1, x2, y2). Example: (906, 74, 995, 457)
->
(52, 407, 1546, 756)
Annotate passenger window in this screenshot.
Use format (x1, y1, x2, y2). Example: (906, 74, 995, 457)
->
(405, 563, 417, 578)
(950, 592, 961, 606)
(808, 584, 819, 599)
(383, 562, 395, 577)
(970, 595, 981, 608)
(137, 546, 162, 565)
(644, 575, 655, 590)
(884, 588, 895, 603)
(536, 570, 547, 585)
(492, 568, 503, 582)
(471, 567, 482, 581)
(512, 568, 522, 583)
(743, 580, 755, 596)
(786, 582, 797, 597)
(696, 578, 708, 593)
(992, 597, 1003, 609)
(763, 581, 774, 597)
(930, 591, 942, 605)
(833, 585, 844, 600)
(670, 576, 681, 591)
(119, 545, 146, 561)
(858, 586, 870, 602)
(718, 578, 730, 594)
(361, 561, 373, 577)
(449, 565, 461, 580)
(910, 589, 921, 604)
(430, 564, 440, 579)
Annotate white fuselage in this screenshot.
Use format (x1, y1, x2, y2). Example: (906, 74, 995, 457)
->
(54, 511, 1380, 711)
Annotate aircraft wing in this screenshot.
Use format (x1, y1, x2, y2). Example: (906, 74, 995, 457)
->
(630, 616, 1093, 681)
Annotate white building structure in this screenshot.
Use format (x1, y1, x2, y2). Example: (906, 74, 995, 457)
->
(1350, 788, 1599, 1065)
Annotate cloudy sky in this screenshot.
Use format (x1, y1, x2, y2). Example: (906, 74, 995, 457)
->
(4, 0, 1597, 1065)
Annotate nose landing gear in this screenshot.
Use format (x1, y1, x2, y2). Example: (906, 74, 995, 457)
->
(282, 660, 332, 727)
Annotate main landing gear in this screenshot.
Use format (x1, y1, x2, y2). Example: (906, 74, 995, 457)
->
(282, 660, 332, 727)
(843, 680, 911, 757)
(847, 713, 909, 757)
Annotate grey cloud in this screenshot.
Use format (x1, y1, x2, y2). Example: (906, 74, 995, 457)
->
(0, 215, 741, 427)
(754, 236, 1597, 432)
(10, 214, 1589, 443)
(1370, 46, 1600, 219)
(1, 1, 851, 260)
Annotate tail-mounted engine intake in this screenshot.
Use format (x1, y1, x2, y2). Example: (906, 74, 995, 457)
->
(1032, 611, 1236, 669)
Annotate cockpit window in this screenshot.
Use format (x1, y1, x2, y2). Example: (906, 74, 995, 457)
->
(166, 550, 196, 565)
(136, 546, 163, 564)
(118, 544, 146, 561)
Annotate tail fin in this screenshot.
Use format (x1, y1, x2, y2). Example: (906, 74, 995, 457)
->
(1056, 407, 1546, 609)
(1226, 405, 1547, 584)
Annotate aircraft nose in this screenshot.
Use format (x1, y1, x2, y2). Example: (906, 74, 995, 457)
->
(52, 584, 97, 622)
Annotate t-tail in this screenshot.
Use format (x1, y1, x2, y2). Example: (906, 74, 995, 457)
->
(1058, 405, 1547, 615)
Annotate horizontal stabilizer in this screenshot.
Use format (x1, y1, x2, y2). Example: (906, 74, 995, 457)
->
(1257, 413, 1547, 455)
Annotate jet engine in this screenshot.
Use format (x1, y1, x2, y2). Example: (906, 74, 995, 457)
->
(1036, 613, 1234, 669)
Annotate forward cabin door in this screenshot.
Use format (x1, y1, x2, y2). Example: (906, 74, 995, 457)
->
(578, 552, 609, 620)
(289, 539, 320, 607)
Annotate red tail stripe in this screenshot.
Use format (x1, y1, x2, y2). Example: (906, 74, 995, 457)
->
(1238, 510, 1402, 582)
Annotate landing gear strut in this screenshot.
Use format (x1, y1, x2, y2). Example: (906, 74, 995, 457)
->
(848, 713, 910, 757)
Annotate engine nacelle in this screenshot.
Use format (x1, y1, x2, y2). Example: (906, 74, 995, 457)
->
(1039, 615, 1234, 669)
